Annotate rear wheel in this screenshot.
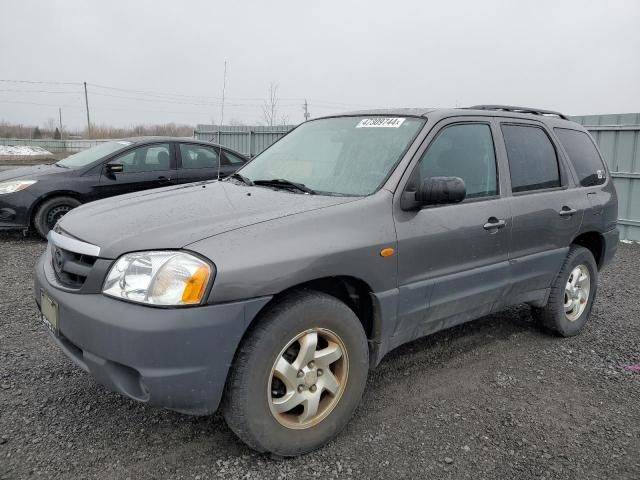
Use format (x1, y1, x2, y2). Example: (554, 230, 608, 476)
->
(33, 196, 81, 239)
(532, 245, 598, 336)
(222, 290, 369, 456)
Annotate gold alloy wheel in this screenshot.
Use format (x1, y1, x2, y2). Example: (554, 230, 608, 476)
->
(564, 264, 591, 322)
(268, 328, 349, 429)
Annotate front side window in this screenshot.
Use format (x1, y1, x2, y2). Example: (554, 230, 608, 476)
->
(554, 128, 606, 187)
(237, 116, 425, 195)
(180, 144, 219, 169)
(417, 123, 498, 199)
(501, 124, 561, 193)
(112, 143, 172, 173)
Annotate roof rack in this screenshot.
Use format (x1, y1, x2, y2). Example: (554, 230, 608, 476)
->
(468, 105, 569, 120)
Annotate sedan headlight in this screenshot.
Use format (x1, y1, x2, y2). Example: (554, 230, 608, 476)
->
(0, 180, 37, 194)
(103, 251, 214, 306)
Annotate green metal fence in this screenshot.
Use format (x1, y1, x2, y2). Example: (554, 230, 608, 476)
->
(0, 137, 109, 153)
(193, 125, 294, 157)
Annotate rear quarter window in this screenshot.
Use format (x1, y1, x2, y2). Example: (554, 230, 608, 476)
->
(554, 128, 607, 187)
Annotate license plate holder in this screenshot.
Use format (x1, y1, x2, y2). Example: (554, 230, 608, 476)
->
(40, 290, 59, 336)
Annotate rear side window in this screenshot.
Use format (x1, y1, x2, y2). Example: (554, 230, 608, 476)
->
(179, 144, 219, 169)
(501, 125, 561, 193)
(222, 151, 246, 166)
(554, 128, 606, 186)
(418, 123, 498, 199)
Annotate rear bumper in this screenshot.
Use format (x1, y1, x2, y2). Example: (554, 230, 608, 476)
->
(601, 227, 619, 269)
(34, 252, 271, 415)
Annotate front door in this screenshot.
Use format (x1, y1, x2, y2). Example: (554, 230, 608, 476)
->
(392, 120, 512, 348)
(98, 142, 176, 198)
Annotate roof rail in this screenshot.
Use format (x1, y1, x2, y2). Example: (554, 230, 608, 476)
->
(468, 105, 569, 120)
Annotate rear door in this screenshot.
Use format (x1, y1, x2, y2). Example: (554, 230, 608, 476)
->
(553, 127, 616, 231)
(496, 120, 586, 302)
(176, 143, 236, 184)
(97, 142, 177, 198)
(392, 118, 512, 347)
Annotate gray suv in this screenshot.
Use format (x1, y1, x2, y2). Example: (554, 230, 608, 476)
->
(35, 105, 618, 456)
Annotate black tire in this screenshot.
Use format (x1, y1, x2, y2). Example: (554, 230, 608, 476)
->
(222, 290, 369, 456)
(532, 245, 598, 337)
(33, 196, 81, 239)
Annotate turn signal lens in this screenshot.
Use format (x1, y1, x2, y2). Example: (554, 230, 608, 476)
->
(182, 265, 211, 304)
(380, 247, 395, 257)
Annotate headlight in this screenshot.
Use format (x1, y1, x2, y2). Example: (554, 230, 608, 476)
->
(103, 251, 214, 306)
(0, 180, 37, 194)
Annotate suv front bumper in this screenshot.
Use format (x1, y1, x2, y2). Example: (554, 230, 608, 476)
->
(34, 251, 271, 415)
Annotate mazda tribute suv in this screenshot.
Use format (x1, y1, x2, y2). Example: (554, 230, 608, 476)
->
(35, 105, 619, 456)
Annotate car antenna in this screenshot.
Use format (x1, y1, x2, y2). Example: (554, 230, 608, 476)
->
(217, 60, 227, 181)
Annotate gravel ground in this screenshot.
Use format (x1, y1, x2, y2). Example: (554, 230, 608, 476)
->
(1, 231, 638, 479)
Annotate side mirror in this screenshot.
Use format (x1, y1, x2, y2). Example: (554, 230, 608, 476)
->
(401, 176, 466, 210)
(106, 162, 124, 175)
(416, 176, 466, 205)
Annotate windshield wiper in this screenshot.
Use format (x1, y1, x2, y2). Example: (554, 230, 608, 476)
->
(228, 172, 254, 186)
(253, 178, 316, 195)
(54, 163, 69, 168)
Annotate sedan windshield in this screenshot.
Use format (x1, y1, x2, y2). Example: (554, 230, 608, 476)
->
(57, 140, 133, 169)
(237, 116, 425, 195)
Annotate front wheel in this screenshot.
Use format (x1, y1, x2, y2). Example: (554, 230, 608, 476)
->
(222, 291, 369, 456)
(532, 245, 598, 337)
(33, 196, 81, 239)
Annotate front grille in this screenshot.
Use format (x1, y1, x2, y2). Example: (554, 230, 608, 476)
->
(51, 244, 98, 289)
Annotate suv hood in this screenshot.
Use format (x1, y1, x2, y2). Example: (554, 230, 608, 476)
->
(58, 181, 359, 258)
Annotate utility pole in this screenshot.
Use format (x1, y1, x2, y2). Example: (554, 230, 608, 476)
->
(58, 107, 63, 135)
(303, 99, 310, 121)
(83, 81, 91, 136)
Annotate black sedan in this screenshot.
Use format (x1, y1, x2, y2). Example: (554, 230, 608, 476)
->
(0, 137, 247, 238)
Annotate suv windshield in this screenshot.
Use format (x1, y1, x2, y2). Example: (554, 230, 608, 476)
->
(57, 140, 133, 169)
(237, 116, 425, 195)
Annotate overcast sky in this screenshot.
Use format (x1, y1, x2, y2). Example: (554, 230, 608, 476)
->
(1, 0, 639, 130)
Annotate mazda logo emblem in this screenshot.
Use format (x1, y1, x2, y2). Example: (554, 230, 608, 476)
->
(53, 248, 64, 273)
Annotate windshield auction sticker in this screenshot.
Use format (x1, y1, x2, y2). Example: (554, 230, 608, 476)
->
(356, 118, 406, 128)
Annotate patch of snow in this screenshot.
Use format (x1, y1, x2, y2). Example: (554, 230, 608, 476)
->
(620, 239, 638, 245)
(0, 145, 52, 156)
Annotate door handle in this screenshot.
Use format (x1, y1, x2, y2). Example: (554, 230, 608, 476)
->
(559, 206, 577, 217)
(483, 217, 506, 231)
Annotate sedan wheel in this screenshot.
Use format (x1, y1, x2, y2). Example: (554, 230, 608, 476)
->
(33, 196, 81, 239)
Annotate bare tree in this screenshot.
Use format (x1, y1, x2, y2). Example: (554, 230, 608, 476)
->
(262, 82, 280, 127)
(228, 118, 246, 126)
(43, 118, 57, 136)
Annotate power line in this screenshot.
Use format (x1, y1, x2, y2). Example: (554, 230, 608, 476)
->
(0, 88, 81, 95)
(0, 99, 82, 108)
(0, 79, 81, 86)
(90, 90, 272, 108)
(88, 82, 265, 102)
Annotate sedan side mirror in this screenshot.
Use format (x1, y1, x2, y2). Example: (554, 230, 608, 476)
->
(106, 162, 124, 175)
(401, 176, 466, 210)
